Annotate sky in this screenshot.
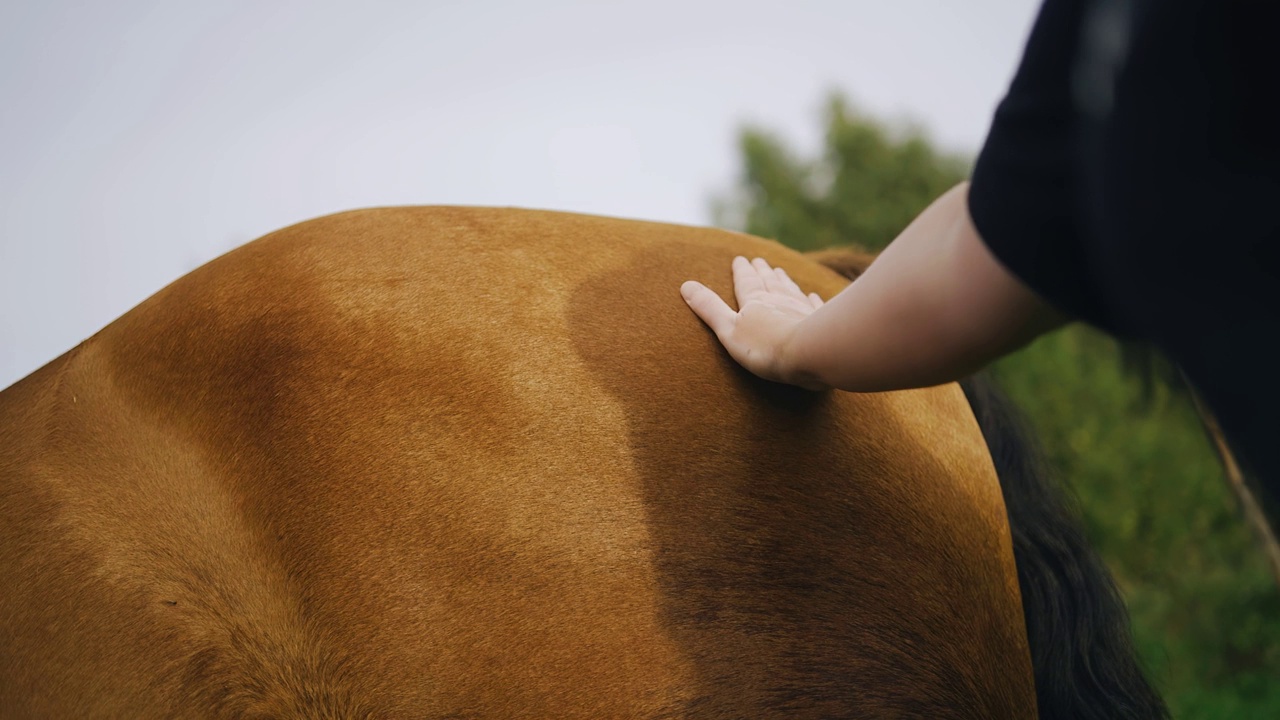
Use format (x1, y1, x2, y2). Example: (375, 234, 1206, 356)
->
(0, 0, 1041, 390)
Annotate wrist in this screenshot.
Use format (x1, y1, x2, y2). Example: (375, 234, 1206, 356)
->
(777, 321, 831, 391)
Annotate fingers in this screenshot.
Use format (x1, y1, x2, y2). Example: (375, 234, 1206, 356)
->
(681, 280, 737, 338)
(750, 257, 780, 293)
(733, 256, 765, 303)
(746, 256, 809, 300)
(687, 257, 818, 334)
(774, 267, 802, 295)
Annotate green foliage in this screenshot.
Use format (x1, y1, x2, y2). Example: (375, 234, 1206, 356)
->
(713, 94, 1280, 719)
(713, 95, 968, 251)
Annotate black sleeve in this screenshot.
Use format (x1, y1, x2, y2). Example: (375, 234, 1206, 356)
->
(970, 0, 1280, 517)
(967, 0, 1121, 334)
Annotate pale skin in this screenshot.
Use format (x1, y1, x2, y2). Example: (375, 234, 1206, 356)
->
(681, 182, 1069, 392)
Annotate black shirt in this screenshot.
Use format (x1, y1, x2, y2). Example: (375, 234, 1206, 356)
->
(969, 0, 1279, 502)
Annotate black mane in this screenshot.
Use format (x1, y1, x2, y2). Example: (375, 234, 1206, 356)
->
(960, 375, 1168, 720)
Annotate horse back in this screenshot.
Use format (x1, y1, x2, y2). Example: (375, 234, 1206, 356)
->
(0, 207, 1034, 718)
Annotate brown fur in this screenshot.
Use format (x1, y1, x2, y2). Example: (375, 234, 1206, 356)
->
(0, 208, 1034, 718)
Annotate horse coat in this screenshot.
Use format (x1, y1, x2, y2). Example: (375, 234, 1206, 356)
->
(0, 207, 1161, 718)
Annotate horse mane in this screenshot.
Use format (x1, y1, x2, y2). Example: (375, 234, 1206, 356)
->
(806, 245, 1167, 718)
(959, 375, 1168, 720)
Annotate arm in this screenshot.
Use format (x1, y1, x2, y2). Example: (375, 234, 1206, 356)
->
(681, 182, 1068, 392)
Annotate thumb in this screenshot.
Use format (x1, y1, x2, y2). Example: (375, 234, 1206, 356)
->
(681, 281, 737, 339)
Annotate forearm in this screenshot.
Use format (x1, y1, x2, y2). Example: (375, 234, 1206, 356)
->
(785, 182, 1067, 392)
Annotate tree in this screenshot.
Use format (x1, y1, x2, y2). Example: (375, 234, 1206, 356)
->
(713, 95, 967, 252)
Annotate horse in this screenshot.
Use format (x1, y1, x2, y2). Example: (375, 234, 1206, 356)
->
(0, 207, 1165, 718)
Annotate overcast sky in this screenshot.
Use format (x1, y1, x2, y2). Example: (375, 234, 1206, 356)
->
(1, 0, 1041, 389)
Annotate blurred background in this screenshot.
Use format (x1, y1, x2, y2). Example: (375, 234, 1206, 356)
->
(2, 0, 1277, 715)
(0, 0, 1035, 387)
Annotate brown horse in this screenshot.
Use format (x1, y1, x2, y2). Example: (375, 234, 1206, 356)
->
(0, 207, 1163, 718)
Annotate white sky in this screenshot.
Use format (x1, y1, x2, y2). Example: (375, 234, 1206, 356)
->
(0, 0, 1041, 390)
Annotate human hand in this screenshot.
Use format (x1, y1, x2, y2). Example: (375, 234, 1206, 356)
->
(681, 256, 828, 390)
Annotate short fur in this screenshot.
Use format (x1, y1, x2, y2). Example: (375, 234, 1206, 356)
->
(3, 209, 1040, 717)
